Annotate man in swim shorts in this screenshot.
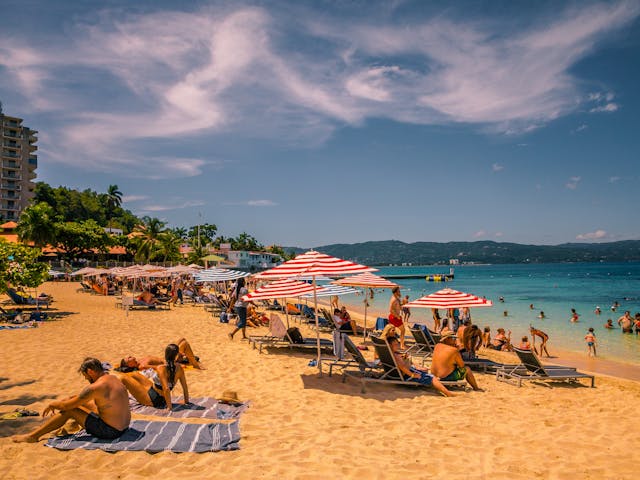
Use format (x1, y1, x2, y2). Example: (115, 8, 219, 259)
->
(388, 286, 406, 349)
(529, 326, 550, 357)
(12, 357, 131, 443)
(431, 331, 481, 391)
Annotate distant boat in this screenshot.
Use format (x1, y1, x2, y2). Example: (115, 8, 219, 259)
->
(425, 273, 454, 282)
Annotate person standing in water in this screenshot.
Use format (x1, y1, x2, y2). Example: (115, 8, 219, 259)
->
(585, 328, 597, 357)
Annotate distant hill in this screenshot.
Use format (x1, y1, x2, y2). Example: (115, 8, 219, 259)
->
(283, 240, 640, 265)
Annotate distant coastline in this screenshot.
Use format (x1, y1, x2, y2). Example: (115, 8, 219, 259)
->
(285, 239, 640, 265)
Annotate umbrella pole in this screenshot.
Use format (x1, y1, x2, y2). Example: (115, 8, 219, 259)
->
(313, 277, 322, 377)
(362, 289, 368, 342)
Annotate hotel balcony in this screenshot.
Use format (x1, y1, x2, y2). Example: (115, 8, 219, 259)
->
(0, 193, 20, 200)
(3, 120, 20, 128)
(2, 161, 19, 169)
(2, 141, 19, 149)
(1, 172, 22, 181)
(0, 184, 21, 191)
(28, 156, 37, 168)
(2, 131, 19, 139)
(1, 205, 19, 212)
(2, 151, 19, 158)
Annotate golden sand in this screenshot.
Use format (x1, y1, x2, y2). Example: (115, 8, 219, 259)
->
(1, 282, 639, 480)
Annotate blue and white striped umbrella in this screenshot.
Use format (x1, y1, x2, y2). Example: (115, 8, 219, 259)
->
(300, 284, 359, 298)
(194, 268, 251, 283)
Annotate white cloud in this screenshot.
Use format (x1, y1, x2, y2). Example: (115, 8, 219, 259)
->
(566, 176, 581, 190)
(492, 163, 504, 172)
(573, 123, 588, 133)
(247, 200, 278, 207)
(121, 195, 149, 202)
(0, 1, 638, 177)
(137, 200, 206, 212)
(590, 103, 619, 113)
(576, 229, 608, 240)
(495, 232, 503, 238)
(473, 230, 486, 238)
(609, 176, 621, 183)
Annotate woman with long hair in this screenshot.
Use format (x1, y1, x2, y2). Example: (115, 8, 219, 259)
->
(117, 343, 189, 410)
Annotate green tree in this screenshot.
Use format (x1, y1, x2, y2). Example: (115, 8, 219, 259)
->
(187, 223, 217, 248)
(172, 227, 188, 240)
(105, 184, 123, 232)
(155, 231, 182, 262)
(186, 244, 207, 266)
(0, 239, 49, 292)
(54, 220, 112, 260)
(231, 232, 262, 251)
(16, 202, 57, 247)
(132, 216, 166, 263)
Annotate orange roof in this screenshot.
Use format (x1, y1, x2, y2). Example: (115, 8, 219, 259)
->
(1, 221, 18, 230)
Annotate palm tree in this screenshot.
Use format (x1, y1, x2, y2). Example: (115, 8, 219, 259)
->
(15, 202, 56, 248)
(132, 216, 166, 263)
(106, 184, 123, 233)
(156, 231, 182, 262)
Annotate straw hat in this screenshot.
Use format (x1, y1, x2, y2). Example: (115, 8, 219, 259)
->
(218, 390, 241, 404)
(439, 331, 456, 342)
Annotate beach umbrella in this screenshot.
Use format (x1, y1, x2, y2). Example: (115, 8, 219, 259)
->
(254, 250, 376, 373)
(47, 269, 66, 278)
(333, 272, 399, 339)
(405, 288, 492, 325)
(194, 268, 251, 283)
(70, 267, 101, 276)
(242, 278, 323, 301)
(300, 284, 359, 298)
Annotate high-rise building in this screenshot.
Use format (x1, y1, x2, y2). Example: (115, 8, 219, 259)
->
(0, 107, 38, 221)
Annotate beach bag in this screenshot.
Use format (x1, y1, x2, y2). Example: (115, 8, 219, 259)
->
(287, 327, 305, 344)
(220, 312, 229, 323)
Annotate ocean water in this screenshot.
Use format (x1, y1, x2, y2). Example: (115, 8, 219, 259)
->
(330, 263, 640, 364)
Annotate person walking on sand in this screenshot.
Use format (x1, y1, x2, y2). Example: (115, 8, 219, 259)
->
(585, 328, 597, 357)
(12, 358, 131, 443)
(529, 325, 550, 357)
(401, 295, 411, 323)
(388, 286, 406, 349)
(229, 277, 251, 340)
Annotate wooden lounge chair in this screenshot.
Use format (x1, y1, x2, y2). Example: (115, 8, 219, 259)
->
(343, 335, 466, 393)
(496, 347, 595, 387)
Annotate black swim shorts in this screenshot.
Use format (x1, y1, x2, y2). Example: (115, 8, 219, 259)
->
(148, 386, 167, 408)
(84, 412, 126, 439)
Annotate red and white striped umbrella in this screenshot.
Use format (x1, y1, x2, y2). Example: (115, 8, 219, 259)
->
(332, 271, 398, 289)
(242, 279, 326, 301)
(405, 288, 493, 309)
(332, 272, 399, 339)
(254, 250, 376, 278)
(253, 250, 376, 372)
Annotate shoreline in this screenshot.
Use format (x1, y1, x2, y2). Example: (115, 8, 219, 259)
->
(325, 293, 640, 382)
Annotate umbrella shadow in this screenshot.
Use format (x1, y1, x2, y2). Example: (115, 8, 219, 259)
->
(0, 393, 56, 406)
(299, 373, 441, 401)
(0, 379, 38, 391)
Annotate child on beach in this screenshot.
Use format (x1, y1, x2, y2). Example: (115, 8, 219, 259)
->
(585, 328, 597, 357)
(519, 336, 531, 350)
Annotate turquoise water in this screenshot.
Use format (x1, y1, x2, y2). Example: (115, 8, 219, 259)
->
(328, 263, 640, 364)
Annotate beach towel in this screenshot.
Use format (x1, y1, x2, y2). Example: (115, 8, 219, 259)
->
(45, 419, 240, 453)
(129, 396, 249, 419)
(0, 323, 37, 330)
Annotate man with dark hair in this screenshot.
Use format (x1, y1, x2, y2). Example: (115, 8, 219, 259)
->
(431, 331, 481, 391)
(12, 357, 131, 443)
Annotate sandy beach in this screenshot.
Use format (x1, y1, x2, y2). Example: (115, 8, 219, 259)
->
(2, 281, 640, 480)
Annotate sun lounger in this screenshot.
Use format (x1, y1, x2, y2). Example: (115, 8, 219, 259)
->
(496, 347, 595, 387)
(408, 327, 435, 365)
(46, 419, 241, 453)
(5, 288, 50, 308)
(343, 335, 466, 393)
(77, 282, 93, 293)
(249, 314, 333, 353)
(326, 334, 381, 376)
(121, 296, 170, 310)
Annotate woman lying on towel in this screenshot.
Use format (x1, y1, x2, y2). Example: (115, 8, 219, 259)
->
(117, 337, 204, 370)
(118, 343, 189, 411)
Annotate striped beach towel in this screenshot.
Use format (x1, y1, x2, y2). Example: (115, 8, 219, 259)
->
(45, 419, 240, 453)
(129, 396, 249, 419)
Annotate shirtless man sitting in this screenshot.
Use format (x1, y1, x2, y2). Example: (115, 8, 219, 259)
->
(13, 358, 131, 443)
(430, 331, 481, 391)
(136, 289, 159, 305)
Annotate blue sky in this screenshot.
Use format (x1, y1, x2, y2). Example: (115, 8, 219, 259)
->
(1, 0, 639, 248)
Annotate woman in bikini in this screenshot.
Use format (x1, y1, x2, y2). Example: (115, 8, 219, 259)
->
(118, 337, 203, 371)
(118, 343, 189, 411)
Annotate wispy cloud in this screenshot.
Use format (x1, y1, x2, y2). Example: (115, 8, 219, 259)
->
(566, 176, 581, 190)
(572, 123, 589, 133)
(576, 229, 608, 240)
(609, 176, 621, 183)
(122, 195, 149, 203)
(473, 230, 486, 238)
(492, 163, 504, 172)
(0, 1, 637, 178)
(224, 199, 278, 207)
(137, 200, 206, 213)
